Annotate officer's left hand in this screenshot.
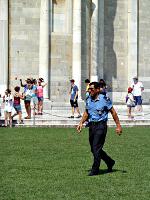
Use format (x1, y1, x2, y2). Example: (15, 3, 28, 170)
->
(116, 125, 122, 136)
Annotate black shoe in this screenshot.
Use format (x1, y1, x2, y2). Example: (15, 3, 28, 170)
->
(76, 115, 82, 118)
(88, 170, 99, 176)
(68, 116, 74, 118)
(107, 160, 115, 172)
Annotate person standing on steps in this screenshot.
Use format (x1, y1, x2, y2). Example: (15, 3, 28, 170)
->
(69, 79, 82, 118)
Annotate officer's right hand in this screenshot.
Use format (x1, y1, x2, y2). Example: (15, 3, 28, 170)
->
(76, 122, 83, 133)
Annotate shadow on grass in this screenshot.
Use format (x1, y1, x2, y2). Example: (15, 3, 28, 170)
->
(99, 169, 127, 175)
(87, 168, 127, 175)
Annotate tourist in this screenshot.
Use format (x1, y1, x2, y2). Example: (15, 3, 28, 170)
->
(3, 89, 13, 127)
(12, 86, 24, 124)
(84, 79, 90, 99)
(32, 79, 38, 115)
(131, 76, 144, 114)
(23, 79, 33, 119)
(126, 87, 135, 119)
(69, 79, 81, 118)
(37, 78, 47, 115)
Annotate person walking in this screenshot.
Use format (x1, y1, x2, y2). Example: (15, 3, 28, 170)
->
(131, 76, 144, 114)
(77, 82, 122, 176)
(69, 79, 81, 118)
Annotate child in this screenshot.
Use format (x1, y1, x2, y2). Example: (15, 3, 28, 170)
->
(12, 86, 24, 124)
(126, 87, 135, 119)
(3, 89, 13, 127)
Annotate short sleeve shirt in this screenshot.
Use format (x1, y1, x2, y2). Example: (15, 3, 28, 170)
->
(131, 82, 144, 96)
(86, 94, 113, 122)
(70, 85, 78, 100)
(32, 85, 38, 97)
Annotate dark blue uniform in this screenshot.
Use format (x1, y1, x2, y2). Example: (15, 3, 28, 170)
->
(86, 94, 114, 174)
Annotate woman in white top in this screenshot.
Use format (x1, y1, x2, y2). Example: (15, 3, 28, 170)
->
(3, 89, 13, 127)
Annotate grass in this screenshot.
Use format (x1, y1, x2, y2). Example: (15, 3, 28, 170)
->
(0, 127, 150, 200)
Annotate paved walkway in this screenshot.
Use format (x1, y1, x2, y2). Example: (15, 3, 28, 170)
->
(1, 104, 150, 127)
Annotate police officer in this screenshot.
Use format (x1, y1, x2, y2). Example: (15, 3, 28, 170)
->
(77, 82, 122, 176)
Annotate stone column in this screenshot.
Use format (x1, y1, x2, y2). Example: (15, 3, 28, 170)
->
(72, 0, 81, 99)
(65, 0, 72, 33)
(90, 0, 99, 82)
(39, 0, 49, 98)
(98, 0, 104, 79)
(0, 0, 8, 95)
(128, 0, 138, 85)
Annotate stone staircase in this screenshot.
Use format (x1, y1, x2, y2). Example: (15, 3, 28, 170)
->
(1, 100, 150, 127)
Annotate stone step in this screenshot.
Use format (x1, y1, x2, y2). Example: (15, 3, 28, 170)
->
(1, 115, 150, 128)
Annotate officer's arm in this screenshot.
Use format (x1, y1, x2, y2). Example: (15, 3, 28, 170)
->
(110, 107, 122, 135)
(76, 110, 88, 133)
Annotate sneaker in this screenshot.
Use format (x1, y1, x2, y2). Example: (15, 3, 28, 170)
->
(19, 121, 24, 124)
(24, 116, 31, 119)
(76, 115, 82, 118)
(68, 116, 74, 118)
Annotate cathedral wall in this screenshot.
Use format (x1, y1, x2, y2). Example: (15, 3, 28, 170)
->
(50, 0, 72, 101)
(139, 0, 150, 103)
(104, 0, 128, 95)
(9, 0, 40, 89)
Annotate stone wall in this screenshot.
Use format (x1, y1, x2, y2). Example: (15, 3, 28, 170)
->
(139, 0, 150, 103)
(50, 34, 72, 102)
(104, 0, 128, 94)
(9, 0, 40, 89)
(50, 0, 72, 102)
(81, 0, 91, 98)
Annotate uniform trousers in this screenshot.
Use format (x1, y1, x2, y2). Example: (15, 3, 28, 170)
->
(89, 121, 113, 172)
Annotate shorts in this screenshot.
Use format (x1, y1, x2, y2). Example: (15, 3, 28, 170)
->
(134, 96, 142, 106)
(4, 106, 13, 113)
(70, 99, 78, 108)
(14, 104, 22, 112)
(32, 97, 38, 104)
(38, 97, 43, 102)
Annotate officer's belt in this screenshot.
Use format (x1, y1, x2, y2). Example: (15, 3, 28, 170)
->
(89, 120, 107, 126)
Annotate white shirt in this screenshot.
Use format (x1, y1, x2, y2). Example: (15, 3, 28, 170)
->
(126, 93, 135, 106)
(131, 81, 144, 96)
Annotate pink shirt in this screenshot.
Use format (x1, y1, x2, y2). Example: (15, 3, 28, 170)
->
(37, 86, 43, 97)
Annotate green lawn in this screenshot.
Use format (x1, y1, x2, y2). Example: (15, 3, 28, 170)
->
(0, 127, 150, 200)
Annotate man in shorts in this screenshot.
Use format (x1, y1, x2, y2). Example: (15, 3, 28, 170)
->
(69, 79, 81, 118)
(131, 76, 144, 113)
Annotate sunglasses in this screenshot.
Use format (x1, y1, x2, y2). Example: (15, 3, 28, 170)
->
(88, 87, 95, 91)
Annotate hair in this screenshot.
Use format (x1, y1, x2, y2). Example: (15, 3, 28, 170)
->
(14, 86, 20, 92)
(39, 78, 44, 82)
(85, 79, 90, 83)
(128, 87, 133, 93)
(89, 82, 100, 89)
(26, 78, 32, 84)
(99, 79, 106, 87)
(5, 89, 11, 94)
(32, 79, 37, 84)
